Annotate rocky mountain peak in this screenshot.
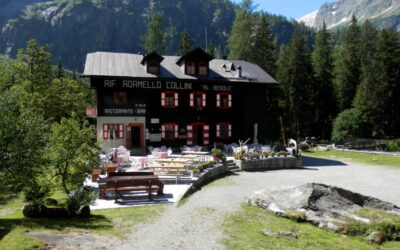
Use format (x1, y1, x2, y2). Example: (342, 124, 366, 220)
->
(298, 0, 400, 30)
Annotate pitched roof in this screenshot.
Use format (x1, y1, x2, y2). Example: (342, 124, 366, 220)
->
(82, 52, 278, 84)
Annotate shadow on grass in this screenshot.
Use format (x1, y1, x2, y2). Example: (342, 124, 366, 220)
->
(0, 214, 112, 241)
(302, 156, 347, 167)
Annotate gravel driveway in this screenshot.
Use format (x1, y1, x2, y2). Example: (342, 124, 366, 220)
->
(116, 156, 400, 250)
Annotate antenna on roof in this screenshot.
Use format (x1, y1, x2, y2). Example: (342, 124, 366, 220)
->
(205, 27, 208, 52)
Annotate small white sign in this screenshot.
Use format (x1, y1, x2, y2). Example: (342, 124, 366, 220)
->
(151, 118, 159, 124)
(150, 134, 162, 142)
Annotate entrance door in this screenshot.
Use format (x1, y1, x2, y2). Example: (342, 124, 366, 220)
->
(193, 125, 204, 146)
(127, 124, 144, 149)
(187, 123, 209, 146)
(131, 126, 141, 147)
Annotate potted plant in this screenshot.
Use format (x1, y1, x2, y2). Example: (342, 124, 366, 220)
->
(211, 148, 226, 163)
(249, 152, 260, 159)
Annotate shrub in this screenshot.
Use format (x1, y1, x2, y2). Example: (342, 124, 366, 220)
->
(65, 186, 96, 215)
(386, 140, 400, 152)
(331, 108, 369, 141)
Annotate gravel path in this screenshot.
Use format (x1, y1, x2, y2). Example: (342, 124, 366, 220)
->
(116, 156, 400, 250)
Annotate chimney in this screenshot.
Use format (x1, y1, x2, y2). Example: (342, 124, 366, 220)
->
(237, 65, 242, 78)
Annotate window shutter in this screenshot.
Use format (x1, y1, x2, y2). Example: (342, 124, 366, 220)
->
(216, 124, 221, 137)
(174, 124, 178, 138)
(228, 124, 232, 137)
(228, 94, 232, 107)
(103, 124, 109, 139)
(216, 93, 220, 107)
(174, 92, 179, 107)
(202, 93, 206, 107)
(161, 125, 166, 139)
(118, 124, 124, 139)
(187, 125, 193, 145)
(190, 93, 194, 107)
(161, 92, 166, 106)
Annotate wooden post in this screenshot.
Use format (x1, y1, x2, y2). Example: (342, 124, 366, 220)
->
(280, 116, 286, 147)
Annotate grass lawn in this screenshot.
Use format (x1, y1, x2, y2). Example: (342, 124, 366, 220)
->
(302, 149, 400, 168)
(0, 193, 167, 250)
(223, 204, 400, 250)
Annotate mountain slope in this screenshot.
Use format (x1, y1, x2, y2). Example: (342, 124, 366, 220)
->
(298, 0, 400, 30)
(0, 0, 315, 71)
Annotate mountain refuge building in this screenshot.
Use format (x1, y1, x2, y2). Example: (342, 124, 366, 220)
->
(82, 48, 277, 153)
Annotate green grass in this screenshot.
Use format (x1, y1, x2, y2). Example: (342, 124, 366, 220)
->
(223, 204, 400, 250)
(302, 149, 400, 168)
(0, 194, 167, 250)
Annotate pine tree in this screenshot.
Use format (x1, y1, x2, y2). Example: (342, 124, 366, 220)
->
(142, 11, 165, 53)
(252, 13, 276, 75)
(334, 15, 361, 111)
(277, 30, 314, 139)
(55, 58, 65, 78)
(312, 22, 336, 139)
(353, 20, 378, 136)
(178, 30, 193, 56)
(371, 29, 400, 137)
(227, 0, 255, 61)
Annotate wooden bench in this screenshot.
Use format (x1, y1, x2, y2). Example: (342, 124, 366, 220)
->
(105, 175, 164, 203)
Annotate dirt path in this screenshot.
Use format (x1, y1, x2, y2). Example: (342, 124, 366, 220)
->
(115, 156, 400, 250)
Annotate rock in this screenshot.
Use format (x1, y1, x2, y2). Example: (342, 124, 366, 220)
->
(261, 229, 298, 239)
(78, 205, 91, 218)
(365, 231, 385, 244)
(246, 183, 400, 230)
(279, 231, 298, 239)
(261, 229, 277, 236)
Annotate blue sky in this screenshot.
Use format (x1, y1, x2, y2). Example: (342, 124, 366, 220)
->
(231, 0, 334, 19)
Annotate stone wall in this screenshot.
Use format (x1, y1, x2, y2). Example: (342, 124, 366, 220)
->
(194, 163, 229, 186)
(234, 156, 302, 171)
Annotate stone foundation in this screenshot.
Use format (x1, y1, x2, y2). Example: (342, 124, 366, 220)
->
(234, 156, 302, 171)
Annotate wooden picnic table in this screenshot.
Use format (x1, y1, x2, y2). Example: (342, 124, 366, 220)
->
(147, 164, 187, 183)
(103, 163, 119, 174)
(155, 159, 191, 164)
(181, 151, 210, 155)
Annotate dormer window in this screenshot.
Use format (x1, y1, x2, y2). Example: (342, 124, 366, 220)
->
(140, 51, 164, 75)
(177, 48, 214, 76)
(147, 61, 160, 74)
(186, 61, 196, 75)
(198, 62, 208, 76)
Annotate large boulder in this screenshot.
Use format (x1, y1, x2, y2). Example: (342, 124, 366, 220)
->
(246, 183, 400, 230)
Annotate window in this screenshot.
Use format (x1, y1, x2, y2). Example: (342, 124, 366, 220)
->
(161, 123, 178, 140)
(216, 123, 232, 138)
(186, 61, 196, 75)
(147, 61, 160, 74)
(103, 124, 124, 139)
(216, 92, 232, 109)
(190, 92, 206, 109)
(198, 62, 208, 75)
(161, 91, 178, 108)
(114, 92, 127, 105)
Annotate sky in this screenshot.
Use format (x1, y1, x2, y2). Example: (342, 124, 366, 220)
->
(231, 0, 334, 19)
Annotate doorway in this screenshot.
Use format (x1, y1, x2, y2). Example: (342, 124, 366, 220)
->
(193, 125, 204, 146)
(187, 123, 209, 146)
(127, 123, 144, 149)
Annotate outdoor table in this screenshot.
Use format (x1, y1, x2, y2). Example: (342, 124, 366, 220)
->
(155, 159, 190, 164)
(147, 164, 187, 183)
(181, 151, 210, 155)
(104, 163, 119, 174)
